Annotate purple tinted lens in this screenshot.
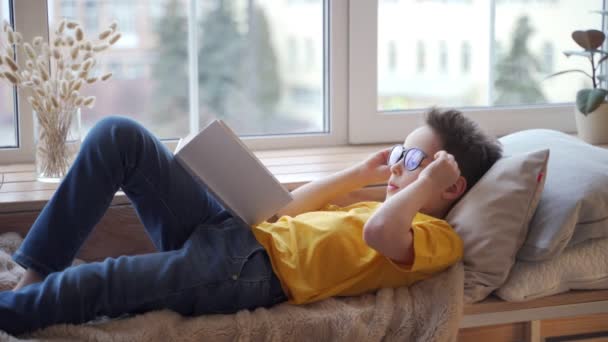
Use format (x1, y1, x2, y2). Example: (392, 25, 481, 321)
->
(388, 145, 404, 165)
(405, 149, 424, 170)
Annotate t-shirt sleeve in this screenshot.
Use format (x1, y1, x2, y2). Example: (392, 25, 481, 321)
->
(388, 215, 463, 274)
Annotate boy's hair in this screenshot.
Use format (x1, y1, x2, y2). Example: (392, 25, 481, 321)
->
(424, 108, 503, 193)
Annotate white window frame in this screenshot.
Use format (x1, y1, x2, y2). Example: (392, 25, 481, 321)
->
(0, 0, 45, 164)
(348, 0, 588, 144)
(0, 0, 348, 164)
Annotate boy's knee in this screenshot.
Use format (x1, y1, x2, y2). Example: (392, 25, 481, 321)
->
(85, 115, 145, 147)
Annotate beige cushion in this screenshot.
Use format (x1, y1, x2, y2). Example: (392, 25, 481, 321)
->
(446, 149, 549, 303)
(496, 237, 608, 302)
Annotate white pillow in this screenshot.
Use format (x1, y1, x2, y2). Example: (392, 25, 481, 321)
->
(496, 238, 608, 302)
(500, 129, 608, 261)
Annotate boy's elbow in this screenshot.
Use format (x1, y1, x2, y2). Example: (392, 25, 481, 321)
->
(363, 220, 412, 263)
(363, 220, 389, 251)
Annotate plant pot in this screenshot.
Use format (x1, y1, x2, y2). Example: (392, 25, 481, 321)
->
(33, 108, 82, 183)
(575, 102, 608, 145)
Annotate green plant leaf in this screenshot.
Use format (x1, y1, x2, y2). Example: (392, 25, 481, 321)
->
(576, 88, 608, 115)
(545, 69, 593, 81)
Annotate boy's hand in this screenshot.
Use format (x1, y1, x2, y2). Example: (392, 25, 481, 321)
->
(418, 150, 461, 193)
(355, 147, 393, 185)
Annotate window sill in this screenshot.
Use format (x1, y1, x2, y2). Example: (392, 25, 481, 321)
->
(1, 137, 606, 214)
(0, 144, 390, 214)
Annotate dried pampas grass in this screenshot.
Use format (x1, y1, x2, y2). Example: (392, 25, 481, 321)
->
(0, 18, 121, 179)
(0, 18, 120, 115)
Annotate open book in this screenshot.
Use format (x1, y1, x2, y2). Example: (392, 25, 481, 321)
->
(173, 120, 293, 226)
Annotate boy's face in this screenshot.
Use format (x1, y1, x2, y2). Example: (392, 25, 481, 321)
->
(385, 126, 443, 200)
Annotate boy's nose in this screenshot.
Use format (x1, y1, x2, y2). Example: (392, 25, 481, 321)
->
(390, 161, 402, 175)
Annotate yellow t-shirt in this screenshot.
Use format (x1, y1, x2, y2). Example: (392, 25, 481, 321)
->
(251, 201, 463, 305)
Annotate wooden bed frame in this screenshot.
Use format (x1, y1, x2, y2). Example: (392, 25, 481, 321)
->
(1, 144, 607, 341)
(460, 291, 608, 341)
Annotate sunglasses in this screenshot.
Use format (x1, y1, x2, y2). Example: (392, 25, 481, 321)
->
(387, 145, 427, 171)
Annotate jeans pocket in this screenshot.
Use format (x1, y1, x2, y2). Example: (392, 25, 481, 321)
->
(233, 246, 268, 280)
(191, 251, 271, 315)
(233, 249, 277, 311)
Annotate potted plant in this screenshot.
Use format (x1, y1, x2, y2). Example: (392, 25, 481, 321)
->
(548, 12, 608, 144)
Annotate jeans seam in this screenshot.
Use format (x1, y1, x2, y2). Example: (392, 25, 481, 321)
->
(131, 277, 233, 311)
(131, 166, 186, 237)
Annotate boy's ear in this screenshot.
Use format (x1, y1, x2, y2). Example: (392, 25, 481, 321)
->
(441, 176, 467, 201)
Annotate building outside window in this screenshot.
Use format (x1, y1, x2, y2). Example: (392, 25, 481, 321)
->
(388, 40, 397, 72)
(461, 41, 471, 73)
(60, 0, 76, 19)
(416, 40, 425, 73)
(84, 0, 98, 33)
(439, 40, 448, 73)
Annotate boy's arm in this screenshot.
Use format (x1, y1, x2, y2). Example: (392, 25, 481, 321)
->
(272, 165, 368, 219)
(272, 147, 393, 219)
(363, 151, 460, 264)
(363, 177, 435, 264)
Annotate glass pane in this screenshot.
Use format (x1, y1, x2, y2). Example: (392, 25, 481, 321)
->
(48, 0, 190, 139)
(378, 0, 603, 111)
(49, 0, 326, 140)
(0, 0, 17, 148)
(197, 0, 325, 136)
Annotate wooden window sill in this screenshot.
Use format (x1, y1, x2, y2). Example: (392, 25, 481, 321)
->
(2, 138, 606, 214)
(0, 144, 390, 214)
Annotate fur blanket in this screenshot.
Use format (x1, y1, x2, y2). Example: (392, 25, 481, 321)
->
(0, 232, 464, 342)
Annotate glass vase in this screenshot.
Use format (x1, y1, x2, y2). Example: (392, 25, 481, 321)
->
(33, 107, 82, 183)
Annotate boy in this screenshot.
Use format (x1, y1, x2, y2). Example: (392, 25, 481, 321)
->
(0, 108, 502, 335)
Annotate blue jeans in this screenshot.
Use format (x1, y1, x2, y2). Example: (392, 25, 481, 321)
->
(0, 116, 287, 335)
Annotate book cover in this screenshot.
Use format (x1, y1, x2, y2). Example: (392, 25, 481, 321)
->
(173, 120, 293, 226)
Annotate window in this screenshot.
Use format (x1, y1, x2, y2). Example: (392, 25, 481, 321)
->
(11, 1, 597, 162)
(0, 0, 16, 148)
(112, 1, 136, 36)
(461, 41, 471, 73)
(59, 0, 76, 19)
(387, 40, 397, 72)
(439, 40, 448, 73)
(84, 0, 98, 33)
(1, 0, 344, 164)
(287, 36, 298, 71)
(150, 0, 165, 18)
(351, 0, 604, 143)
(416, 41, 425, 73)
(305, 37, 315, 71)
(542, 41, 553, 74)
(48, 0, 328, 139)
(197, 1, 325, 136)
